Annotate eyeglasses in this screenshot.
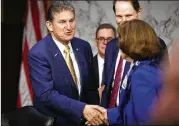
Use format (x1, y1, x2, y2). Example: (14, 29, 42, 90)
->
(96, 37, 113, 43)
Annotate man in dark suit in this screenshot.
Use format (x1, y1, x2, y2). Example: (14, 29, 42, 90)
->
(101, 0, 169, 108)
(92, 19, 166, 125)
(93, 23, 116, 100)
(28, 1, 102, 126)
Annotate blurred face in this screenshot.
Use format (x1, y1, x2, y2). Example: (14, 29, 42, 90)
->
(96, 28, 115, 58)
(46, 10, 76, 44)
(115, 1, 141, 25)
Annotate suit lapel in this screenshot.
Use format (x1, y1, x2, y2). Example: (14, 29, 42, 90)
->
(107, 40, 131, 91)
(71, 39, 85, 96)
(47, 35, 78, 93)
(119, 62, 133, 109)
(106, 50, 119, 91)
(93, 55, 99, 86)
(47, 34, 68, 74)
(121, 61, 131, 84)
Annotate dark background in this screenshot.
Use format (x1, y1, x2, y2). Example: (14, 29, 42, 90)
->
(2, 0, 26, 113)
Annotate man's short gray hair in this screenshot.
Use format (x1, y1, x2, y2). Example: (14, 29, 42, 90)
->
(47, 1, 75, 21)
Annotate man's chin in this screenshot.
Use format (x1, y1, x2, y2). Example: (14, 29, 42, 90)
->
(66, 38, 73, 42)
(66, 35, 74, 40)
(62, 36, 73, 41)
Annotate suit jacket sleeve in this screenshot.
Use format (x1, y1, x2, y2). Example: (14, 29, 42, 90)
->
(107, 107, 122, 125)
(129, 68, 159, 125)
(107, 66, 160, 125)
(28, 51, 86, 124)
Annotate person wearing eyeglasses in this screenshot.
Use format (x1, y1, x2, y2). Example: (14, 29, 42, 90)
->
(87, 19, 165, 126)
(101, 0, 169, 109)
(93, 23, 116, 102)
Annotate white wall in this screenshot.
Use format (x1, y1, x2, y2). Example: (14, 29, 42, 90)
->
(69, 1, 179, 56)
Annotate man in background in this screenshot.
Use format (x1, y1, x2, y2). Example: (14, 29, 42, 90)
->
(93, 23, 116, 101)
(101, 0, 168, 108)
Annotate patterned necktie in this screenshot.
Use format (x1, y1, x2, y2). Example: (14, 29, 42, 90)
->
(109, 56, 123, 108)
(64, 45, 78, 87)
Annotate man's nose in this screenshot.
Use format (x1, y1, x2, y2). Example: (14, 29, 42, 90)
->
(66, 22, 71, 30)
(104, 40, 108, 45)
(122, 17, 127, 22)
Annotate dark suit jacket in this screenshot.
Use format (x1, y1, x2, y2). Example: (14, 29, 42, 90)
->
(107, 59, 163, 125)
(93, 54, 99, 87)
(28, 34, 99, 126)
(101, 37, 168, 108)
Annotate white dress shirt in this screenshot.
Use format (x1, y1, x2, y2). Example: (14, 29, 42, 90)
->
(52, 37, 81, 95)
(97, 54, 104, 87)
(112, 51, 126, 106)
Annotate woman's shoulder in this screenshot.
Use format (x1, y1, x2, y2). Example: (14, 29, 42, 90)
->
(134, 59, 161, 73)
(130, 60, 163, 92)
(129, 59, 162, 83)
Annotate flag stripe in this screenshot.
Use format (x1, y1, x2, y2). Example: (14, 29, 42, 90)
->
(43, 0, 48, 20)
(19, 64, 33, 106)
(26, 1, 37, 49)
(16, 91, 22, 108)
(30, 1, 42, 41)
(22, 36, 33, 100)
(38, 1, 48, 38)
(17, 0, 48, 108)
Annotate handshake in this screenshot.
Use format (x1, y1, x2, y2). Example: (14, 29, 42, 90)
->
(83, 105, 109, 126)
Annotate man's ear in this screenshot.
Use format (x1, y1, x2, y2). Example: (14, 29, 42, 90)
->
(46, 21, 53, 32)
(137, 8, 142, 19)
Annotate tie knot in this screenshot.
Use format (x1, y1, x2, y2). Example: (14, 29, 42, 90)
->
(64, 45, 70, 54)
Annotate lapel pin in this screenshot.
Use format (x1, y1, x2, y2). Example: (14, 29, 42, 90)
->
(76, 48, 79, 51)
(54, 53, 58, 57)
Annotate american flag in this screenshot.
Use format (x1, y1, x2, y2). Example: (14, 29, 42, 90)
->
(17, 0, 50, 108)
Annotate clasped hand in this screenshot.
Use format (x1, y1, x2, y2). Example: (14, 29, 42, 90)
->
(83, 105, 109, 126)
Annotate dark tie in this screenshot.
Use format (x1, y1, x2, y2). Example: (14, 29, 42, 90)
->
(109, 56, 123, 108)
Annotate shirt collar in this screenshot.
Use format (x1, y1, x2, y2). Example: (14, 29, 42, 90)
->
(52, 36, 73, 54)
(97, 54, 104, 66)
